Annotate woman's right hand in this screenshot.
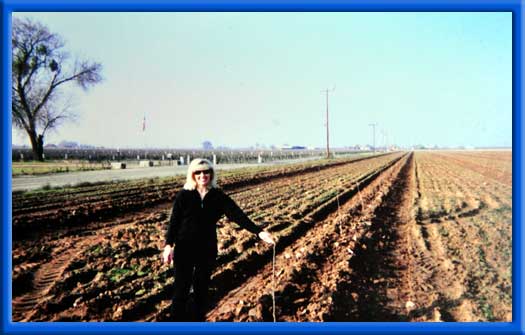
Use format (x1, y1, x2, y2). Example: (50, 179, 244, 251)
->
(162, 245, 174, 265)
(258, 231, 275, 245)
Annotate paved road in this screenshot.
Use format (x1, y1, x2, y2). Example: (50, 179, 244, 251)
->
(12, 157, 324, 192)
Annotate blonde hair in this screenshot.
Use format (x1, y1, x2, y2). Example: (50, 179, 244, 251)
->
(183, 158, 217, 190)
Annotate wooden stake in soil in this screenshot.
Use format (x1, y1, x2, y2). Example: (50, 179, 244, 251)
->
(336, 193, 342, 234)
(272, 242, 276, 322)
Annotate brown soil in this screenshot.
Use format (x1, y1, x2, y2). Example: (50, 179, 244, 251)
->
(11, 151, 512, 322)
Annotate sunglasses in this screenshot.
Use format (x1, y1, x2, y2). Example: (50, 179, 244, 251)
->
(194, 169, 211, 175)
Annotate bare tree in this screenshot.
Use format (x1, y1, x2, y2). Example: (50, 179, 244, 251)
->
(12, 17, 102, 161)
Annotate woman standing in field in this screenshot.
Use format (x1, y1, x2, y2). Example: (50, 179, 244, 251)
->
(162, 158, 275, 321)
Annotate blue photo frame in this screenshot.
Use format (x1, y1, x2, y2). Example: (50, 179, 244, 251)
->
(1, 0, 523, 334)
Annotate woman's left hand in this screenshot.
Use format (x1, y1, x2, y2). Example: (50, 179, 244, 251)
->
(258, 231, 275, 245)
(162, 245, 174, 265)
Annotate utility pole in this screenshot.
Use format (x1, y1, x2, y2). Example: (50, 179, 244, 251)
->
(368, 123, 378, 154)
(142, 113, 147, 159)
(322, 87, 335, 159)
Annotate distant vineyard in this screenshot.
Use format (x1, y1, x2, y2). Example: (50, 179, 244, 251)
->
(12, 147, 365, 164)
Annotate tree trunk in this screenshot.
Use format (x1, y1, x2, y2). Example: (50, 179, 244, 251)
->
(28, 130, 45, 161)
(37, 134, 44, 161)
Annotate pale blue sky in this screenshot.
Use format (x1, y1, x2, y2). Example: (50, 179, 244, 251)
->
(11, 12, 512, 149)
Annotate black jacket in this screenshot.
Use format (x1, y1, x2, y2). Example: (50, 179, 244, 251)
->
(165, 188, 262, 247)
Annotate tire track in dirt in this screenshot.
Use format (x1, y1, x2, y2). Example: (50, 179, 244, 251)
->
(12, 238, 95, 321)
(12, 216, 157, 322)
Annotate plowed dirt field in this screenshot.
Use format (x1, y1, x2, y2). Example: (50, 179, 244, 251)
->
(11, 151, 512, 322)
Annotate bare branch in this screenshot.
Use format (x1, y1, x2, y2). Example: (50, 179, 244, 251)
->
(11, 17, 103, 160)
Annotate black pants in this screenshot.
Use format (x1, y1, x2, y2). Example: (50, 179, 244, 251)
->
(171, 242, 217, 322)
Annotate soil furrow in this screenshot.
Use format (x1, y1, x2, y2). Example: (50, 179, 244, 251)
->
(325, 152, 417, 321)
(205, 154, 409, 321)
(14, 154, 403, 321)
(13, 151, 511, 322)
